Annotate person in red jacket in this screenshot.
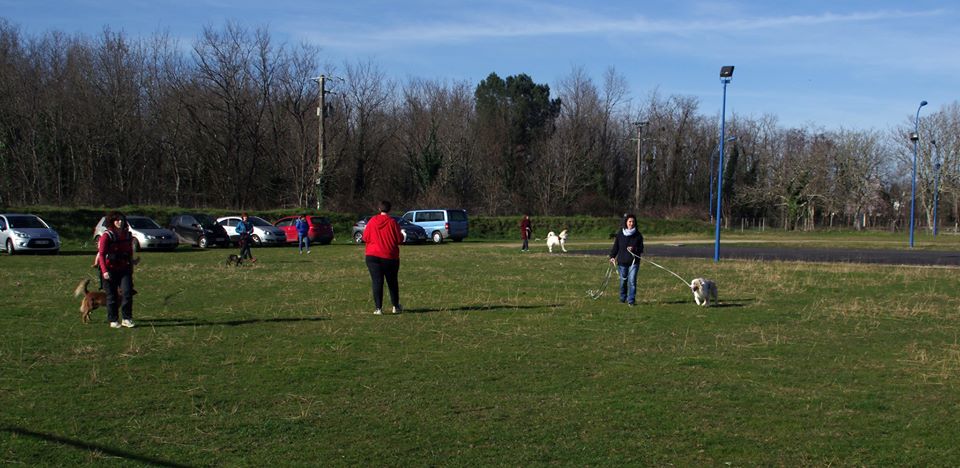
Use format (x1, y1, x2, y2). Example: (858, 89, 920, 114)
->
(362, 201, 404, 315)
(97, 211, 136, 328)
(519, 214, 532, 252)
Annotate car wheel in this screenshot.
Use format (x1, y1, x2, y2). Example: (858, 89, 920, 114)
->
(133, 239, 141, 252)
(431, 231, 443, 244)
(353, 232, 363, 244)
(252, 234, 262, 246)
(198, 236, 209, 249)
(6, 239, 14, 255)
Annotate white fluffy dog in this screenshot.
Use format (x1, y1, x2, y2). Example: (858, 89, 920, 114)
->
(690, 278, 718, 307)
(546, 230, 568, 253)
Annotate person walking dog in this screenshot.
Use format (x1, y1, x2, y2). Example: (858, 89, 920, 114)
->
(362, 201, 403, 315)
(98, 211, 136, 328)
(236, 213, 257, 263)
(609, 213, 644, 306)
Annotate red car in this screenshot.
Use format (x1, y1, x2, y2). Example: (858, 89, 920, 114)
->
(274, 216, 334, 245)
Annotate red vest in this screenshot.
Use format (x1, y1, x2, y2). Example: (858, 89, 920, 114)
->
(99, 229, 133, 273)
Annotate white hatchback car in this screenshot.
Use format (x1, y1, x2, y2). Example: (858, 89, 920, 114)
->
(216, 216, 288, 246)
(93, 215, 179, 251)
(0, 213, 61, 255)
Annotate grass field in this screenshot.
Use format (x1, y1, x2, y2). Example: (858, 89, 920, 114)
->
(2, 238, 959, 465)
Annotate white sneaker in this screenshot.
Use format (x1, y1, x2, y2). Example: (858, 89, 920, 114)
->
(109, 322, 121, 329)
(373, 309, 382, 315)
(121, 319, 135, 328)
(307, 250, 311, 254)
(392, 304, 402, 314)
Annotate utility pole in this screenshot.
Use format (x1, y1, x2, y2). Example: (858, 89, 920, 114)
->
(313, 75, 328, 210)
(633, 120, 649, 213)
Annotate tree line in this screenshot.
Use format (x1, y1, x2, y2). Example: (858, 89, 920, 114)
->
(1, 19, 957, 231)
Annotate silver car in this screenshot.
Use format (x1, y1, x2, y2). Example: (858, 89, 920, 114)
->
(93, 215, 179, 251)
(217, 216, 288, 246)
(0, 213, 61, 255)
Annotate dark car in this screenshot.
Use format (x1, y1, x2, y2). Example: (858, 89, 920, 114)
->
(352, 216, 428, 244)
(274, 216, 334, 245)
(168, 213, 231, 248)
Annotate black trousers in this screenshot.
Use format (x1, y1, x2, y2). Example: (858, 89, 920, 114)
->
(239, 235, 253, 259)
(104, 270, 134, 322)
(365, 255, 400, 310)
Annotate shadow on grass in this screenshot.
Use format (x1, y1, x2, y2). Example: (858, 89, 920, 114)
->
(643, 298, 754, 307)
(2, 425, 192, 467)
(139, 316, 328, 328)
(403, 304, 561, 314)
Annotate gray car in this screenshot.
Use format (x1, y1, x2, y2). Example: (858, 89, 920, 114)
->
(217, 216, 288, 246)
(0, 213, 61, 255)
(352, 216, 428, 244)
(93, 215, 179, 251)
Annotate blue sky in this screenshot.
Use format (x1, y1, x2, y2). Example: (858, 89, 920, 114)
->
(3, 0, 957, 130)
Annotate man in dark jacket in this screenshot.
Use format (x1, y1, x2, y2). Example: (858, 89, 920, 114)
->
(609, 213, 644, 306)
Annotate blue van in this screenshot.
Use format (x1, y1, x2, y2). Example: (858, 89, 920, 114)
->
(402, 209, 468, 243)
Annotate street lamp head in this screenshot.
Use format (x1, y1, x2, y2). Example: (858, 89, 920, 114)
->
(909, 132, 919, 142)
(719, 66, 735, 78)
(919, 100, 928, 107)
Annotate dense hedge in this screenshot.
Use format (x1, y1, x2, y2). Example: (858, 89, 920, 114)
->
(3, 206, 713, 242)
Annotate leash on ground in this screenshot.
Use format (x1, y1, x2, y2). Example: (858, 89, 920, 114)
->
(586, 262, 619, 300)
(627, 250, 689, 286)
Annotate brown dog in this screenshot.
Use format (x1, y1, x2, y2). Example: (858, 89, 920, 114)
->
(74, 279, 107, 323)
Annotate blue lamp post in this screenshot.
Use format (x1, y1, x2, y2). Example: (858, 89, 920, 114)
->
(909, 100, 928, 248)
(931, 139, 942, 237)
(714, 66, 734, 262)
(709, 136, 736, 221)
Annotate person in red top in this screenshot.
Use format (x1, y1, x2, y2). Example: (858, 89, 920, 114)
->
(362, 201, 404, 315)
(97, 211, 136, 328)
(519, 214, 532, 252)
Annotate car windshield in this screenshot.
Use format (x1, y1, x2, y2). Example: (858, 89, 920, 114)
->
(128, 217, 161, 229)
(249, 217, 273, 227)
(193, 214, 218, 228)
(8, 215, 48, 229)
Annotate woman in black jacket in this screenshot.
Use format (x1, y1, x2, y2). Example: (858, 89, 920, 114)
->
(608, 213, 644, 306)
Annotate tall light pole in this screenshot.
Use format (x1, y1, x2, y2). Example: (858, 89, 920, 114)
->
(931, 139, 942, 237)
(909, 100, 928, 248)
(633, 120, 649, 213)
(313, 75, 330, 210)
(714, 65, 734, 263)
(709, 135, 736, 221)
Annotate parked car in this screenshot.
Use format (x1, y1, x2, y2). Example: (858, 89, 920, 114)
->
(168, 214, 230, 248)
(401, 209, 469, 243)
(93, 215, 178, 251)
(274, 215, 335, 245)
(217, 216, 287, 246)
(0, 213, 61, 255)
(352, 216, 428, 244)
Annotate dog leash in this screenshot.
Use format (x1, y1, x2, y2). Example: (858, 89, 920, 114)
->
(626, 250, 689, 286)
(586, 263, 617, 300)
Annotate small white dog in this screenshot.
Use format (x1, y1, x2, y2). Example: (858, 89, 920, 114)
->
(546, 230, 568, 253)
(690, 278, 718, 307)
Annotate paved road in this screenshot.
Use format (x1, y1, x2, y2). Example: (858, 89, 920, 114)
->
(578, 244, 960, 266)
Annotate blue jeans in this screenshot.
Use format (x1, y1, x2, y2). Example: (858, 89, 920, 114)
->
(617, 263, 639, 304)
(104, 270, 134, 322)
(298, 234, 309, 252)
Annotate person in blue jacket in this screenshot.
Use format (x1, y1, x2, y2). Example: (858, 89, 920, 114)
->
(236, 213, 257, 263)
(295, 215, 311, 254)
(609, 213, 644, 306)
